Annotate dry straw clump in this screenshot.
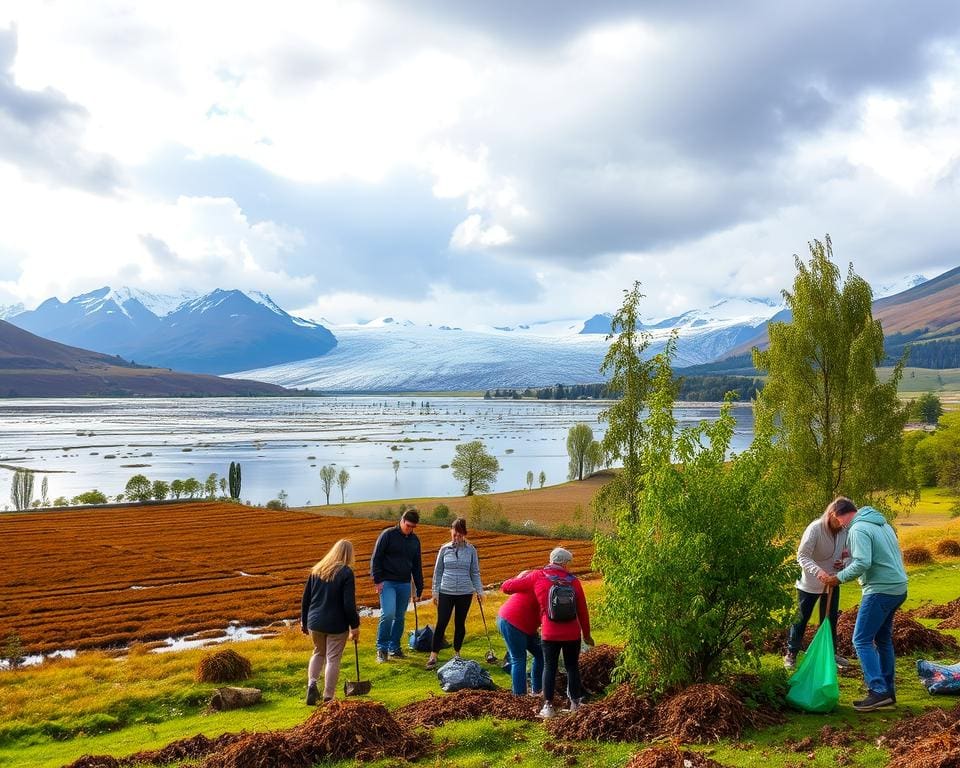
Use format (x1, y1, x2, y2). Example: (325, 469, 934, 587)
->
(902, 546, 935, 565)
(936, 539, 960, 557)
(195, 648, 253, 683)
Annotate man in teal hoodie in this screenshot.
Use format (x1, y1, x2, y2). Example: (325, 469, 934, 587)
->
(820, 500, 908, 712)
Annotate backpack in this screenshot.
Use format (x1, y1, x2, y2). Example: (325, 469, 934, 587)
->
(546, 572, 578, 622)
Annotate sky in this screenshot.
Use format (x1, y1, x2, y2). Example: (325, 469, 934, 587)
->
(1, 1, 960, 328)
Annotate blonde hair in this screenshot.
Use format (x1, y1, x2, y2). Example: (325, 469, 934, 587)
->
(311, 539, 355, 581)
(821, 496, 857, 535)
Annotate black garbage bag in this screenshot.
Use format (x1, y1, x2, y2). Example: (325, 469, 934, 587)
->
(409, 624, 434, 652)
(437, 656, 495, 692)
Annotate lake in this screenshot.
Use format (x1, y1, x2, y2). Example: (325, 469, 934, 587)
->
(0, 397, 755, 508)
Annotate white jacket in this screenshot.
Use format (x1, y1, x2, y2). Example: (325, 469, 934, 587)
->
(795, 518, 849, 594)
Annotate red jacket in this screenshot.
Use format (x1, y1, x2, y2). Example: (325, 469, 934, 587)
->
(501, 565, 590, 642)
(498, 586, 541, 635)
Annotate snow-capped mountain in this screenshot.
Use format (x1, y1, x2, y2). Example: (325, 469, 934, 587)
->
(0, 302, 24, 320)
(8, 287, 337, 375)
(875, 274, 928, 299)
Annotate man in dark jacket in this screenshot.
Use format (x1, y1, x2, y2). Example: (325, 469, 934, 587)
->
(371, 508, 423, 662)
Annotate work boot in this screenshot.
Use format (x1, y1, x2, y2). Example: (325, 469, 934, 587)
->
(834, 654, 851, 668)
(306, 683, 320, 706)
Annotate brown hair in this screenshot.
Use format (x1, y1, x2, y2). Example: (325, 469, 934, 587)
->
(821, 496, 857, 535)
(402, 508, 420, 524)
(451, 517, 467, 535)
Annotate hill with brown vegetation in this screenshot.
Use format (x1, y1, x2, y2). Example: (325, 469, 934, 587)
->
(0, 319, 291, 397)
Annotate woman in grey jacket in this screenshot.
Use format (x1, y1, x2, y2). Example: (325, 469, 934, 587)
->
(784, 497, 853, 670)
(425, 517, 483, 669)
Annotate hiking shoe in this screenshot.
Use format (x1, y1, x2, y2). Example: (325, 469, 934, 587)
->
(783, 652, 797, 670)
(376, 649, 388, 664)
(538, 703, 556, 719)
(425, 657, 437, 670)
(834, 654, 851, 669)
(389, 648, 406, 659)
(306, 683, 320, 706)
(853, 690, 894, 711)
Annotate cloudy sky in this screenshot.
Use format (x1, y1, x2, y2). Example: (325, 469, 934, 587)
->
(2, 1, 960, 327)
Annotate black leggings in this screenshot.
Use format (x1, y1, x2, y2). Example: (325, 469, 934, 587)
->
(542, 639, 583, 702)
(432, 592, 473, 652)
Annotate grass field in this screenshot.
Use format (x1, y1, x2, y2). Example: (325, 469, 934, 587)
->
(2, 486, 960, 767)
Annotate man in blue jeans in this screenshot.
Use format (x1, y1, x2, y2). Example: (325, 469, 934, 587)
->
(371, 508, 423, 663)
(820, 501, 908, 712)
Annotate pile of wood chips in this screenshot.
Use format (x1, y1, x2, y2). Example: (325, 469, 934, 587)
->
(62, 758, 121, 768)
(578, 644, 623, 694)
(195, 648, 253, 683)
(545, 684, 656, 742)
(624, 744, 729, 767)
(655, 684, 753, 743)
(833, 606, 959, 656)
(394, 689, 540, 728)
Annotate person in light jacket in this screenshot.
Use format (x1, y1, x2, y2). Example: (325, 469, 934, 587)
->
(300, 539, 360, 705)
(820, 500, 908, 712)
(425, 517, 483, 669)
(783, 496, 854, 670)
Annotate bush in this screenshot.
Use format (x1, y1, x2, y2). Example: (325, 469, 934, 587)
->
(469, 495, 508, 532)
(265, 499, 285, 510)
(431, 504, 452, 525)
(936, 539, 960, 557)
(195, 648, 252, 683)
(902, 545, 934, 565)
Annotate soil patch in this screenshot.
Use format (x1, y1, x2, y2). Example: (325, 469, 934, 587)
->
(624, 744, 729, 768)
(878, 702, 960, 753)
(394, 689, 540, 728)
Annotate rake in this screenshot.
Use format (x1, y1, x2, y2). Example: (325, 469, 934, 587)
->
(476, 593, 499, 664)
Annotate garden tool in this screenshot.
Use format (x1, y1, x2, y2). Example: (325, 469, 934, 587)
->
(476, 593, 498, 664)
(343, 636, 371, 696)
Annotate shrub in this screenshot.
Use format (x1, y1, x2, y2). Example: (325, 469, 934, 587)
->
(902, 546, 934, 565)
(195, 648, 252, 683)
(265, 499, 284, 511)
(431, 504, 452, 525)
(936, 539, 960, 557)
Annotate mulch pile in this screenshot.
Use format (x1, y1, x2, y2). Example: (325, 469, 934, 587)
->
(127, 733, 244, 765)
(878, 702, 960, 752)
(624, 744, 729, 768)
(199, 731, 311, 768)
(912, 597, 960, 620)
(545, 683, 655, 742)
(62, 759, 121, 768)
(785, 724, 865, 752)
(195, 648, 253, 683)
(902, 545, 935, 565)
(579, 644, 623, 694)
(880, 702, 960, 768)
(656, 684, 754, 743)
(833, 605, 960, 657)
(936, 539, 960, 557)
(394, 689, 540, 728)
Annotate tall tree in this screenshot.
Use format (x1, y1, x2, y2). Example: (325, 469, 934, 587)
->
(10, 469, 34, 511)
(228, 461, 242, 500)
(538, 470, 546, 489)
(40, 476, 49, 506)
(182, 477, 201, 499)
(337, 468, 350, 503)
(204, 473, 219, 499)
(526, 470, 534, 490)
(125, 474, 152, 502)
(566, 423, 594, 481)
(753, 235, 916, 529)
(599, 282, 656, 522)
(450, 440, 500, 496)
(152, 480, 170, 500)
(392, 458, 400, 479)
(319, 465, 336, 505)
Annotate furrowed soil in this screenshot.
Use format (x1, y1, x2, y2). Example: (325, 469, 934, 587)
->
(0, 502, 593, 654)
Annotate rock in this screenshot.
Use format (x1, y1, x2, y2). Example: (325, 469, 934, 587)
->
(209, 686, 262, 711)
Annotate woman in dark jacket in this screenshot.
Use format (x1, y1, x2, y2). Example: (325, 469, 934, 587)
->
(300, 539, 360, 705)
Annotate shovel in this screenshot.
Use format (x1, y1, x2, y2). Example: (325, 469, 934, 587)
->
(343, 637, 371, 697)
(476, 593, 498, 664)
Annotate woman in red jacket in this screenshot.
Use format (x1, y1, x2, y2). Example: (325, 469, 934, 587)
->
(502, 547, 593, 718)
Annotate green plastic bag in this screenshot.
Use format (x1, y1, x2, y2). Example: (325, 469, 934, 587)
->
(785, 620, 839, 713)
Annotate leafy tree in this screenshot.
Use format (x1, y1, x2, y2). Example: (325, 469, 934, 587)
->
(585, 440, 604, 475)
(228, 461, 242, 499)
(337, 468, 350, 503)
(40, 477, 49, 506)
(566, 423, 594, 481)
(52, 496, 69, 507)
(219, 477, 227, 496)
(152, 480, 170, 500)
(526, 470, 534, 490)
(901, 430, 938, 488)
(595, 341, 793, 690)
(753, 235, 915, 529)
(2, 632, 25, 669)
(10, 470, 34, 511)
(182, 477, 201, 499)
(170, 479, 184, 499)
(319, 465, 336, 505)
(538, 470, 546, 489)
(72, 489, 108, 505)
(923, 412, 960, 514)
(599, 282, 657, 522)
(204, 473, 218, 499)
(450, 440, 500, 496)
(392, 458, 400, 479)
(125, 474, 152, 502)
(909, 392, 944, 425)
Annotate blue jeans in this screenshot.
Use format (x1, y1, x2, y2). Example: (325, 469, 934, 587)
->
(497, 615, 543, 695)
(376, 580, 411, 653)
(853, 591, 907, 695)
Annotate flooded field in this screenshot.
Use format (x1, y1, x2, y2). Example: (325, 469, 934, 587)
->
(0, 396, 754, 507)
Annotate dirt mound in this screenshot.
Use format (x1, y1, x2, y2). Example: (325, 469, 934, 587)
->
(579, 644, 622, 694)
(936, 539, 960, 557)
(655, 684, 753, 743)
(913, 597, 960, 620)
(196, 649, 252, 683)
(545, 683, 655, 742)
(878, 702, 960, 753)
(902, 545, 935, 565)
(834, 605, 959, 657)
(62, 758, 121, 768)
(199, 731, 311, 768)
(624, 744, 728, 768)
(394, 689, 540, 728)
(289, 699, 430, 762)
(126, 732, 244, 765)
(887, 728, 960, 768)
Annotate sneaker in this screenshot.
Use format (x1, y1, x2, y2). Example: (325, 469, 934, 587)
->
(306, 683, 319, 706)
(783, 652, 797, 670)
(528, 690, 542, 698)
(376, 649, 388, 664)
(538, 703, 556, 719)
(853, 690, 894, 711)
(834, 654, 851, 668)
(389, 648, 406, 659)
(425, 657, 437, 670)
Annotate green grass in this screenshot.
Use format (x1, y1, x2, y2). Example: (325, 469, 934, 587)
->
(5, 494, 960, 768)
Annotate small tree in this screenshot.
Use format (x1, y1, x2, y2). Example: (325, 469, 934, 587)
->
(912, 392, 944, 425)
(182, 477, 201, 499)
(450, 440, 500, 496)
(392, 458, 400, 480)
(152, 480, 170, 500)
(170, 479, 184, 499)
(319, 465, 336, 505)
(2, 632, 26, 669)
(73, 489, 108, 505)
(538, 470, 546, 489)
(585, 440, 604, 476)
(228, 461, 242, 500)
(337, 468, 350, 503)
(125, 474, 152, 502)
(567, 423, 594, 481)
(219, 477, 227, 496)
(40, 477, 49, 506)
(204, 473, 218, 499)
(526, 470, 534, 490)
(10, 469, 34, 511)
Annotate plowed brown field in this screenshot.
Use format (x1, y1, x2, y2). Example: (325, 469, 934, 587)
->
(0, 502, 593, 654)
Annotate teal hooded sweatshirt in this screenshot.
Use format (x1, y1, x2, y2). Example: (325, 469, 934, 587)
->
(836, 506, 907, 595)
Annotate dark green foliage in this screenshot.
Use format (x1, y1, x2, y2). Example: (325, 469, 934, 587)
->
(72, 489, 108, 505)
(228, 461, 242, 500)
(906, 392, 944, 424)
(675, 375, 763, 402)
(151, 480, 169, 500)
(450, 440, 500, 496)
(431, 503, 452, 524)
(124, 474, 152, 502)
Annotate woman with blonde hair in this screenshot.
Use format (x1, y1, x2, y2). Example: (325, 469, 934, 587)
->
(300, 539, 360, 705)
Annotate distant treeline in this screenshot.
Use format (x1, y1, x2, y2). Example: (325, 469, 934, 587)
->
(885, 331, 960, 368)
(484, 375, 763, 403)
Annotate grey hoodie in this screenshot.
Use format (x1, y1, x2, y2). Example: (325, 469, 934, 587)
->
(836, 506, 908, 596)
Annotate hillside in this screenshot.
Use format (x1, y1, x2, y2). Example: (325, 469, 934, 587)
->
(0, 320, 292, 397)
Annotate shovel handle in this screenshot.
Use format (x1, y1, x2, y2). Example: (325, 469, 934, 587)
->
(354, 636, 361, 682)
